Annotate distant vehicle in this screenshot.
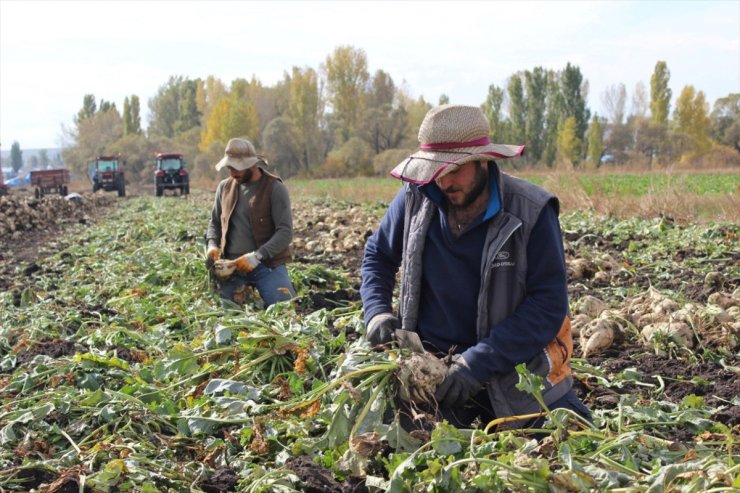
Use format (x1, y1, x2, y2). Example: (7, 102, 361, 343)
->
(30, 168, 70, 198)
(92, 156, 126, 197)
(154, 152, 189, 196)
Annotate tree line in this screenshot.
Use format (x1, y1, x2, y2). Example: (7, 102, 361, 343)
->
(30, 45, 740, 183)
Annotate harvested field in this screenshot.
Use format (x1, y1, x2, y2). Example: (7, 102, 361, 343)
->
(0, 184, 737, 492)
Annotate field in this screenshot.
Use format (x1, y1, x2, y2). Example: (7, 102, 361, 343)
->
(0, 170, 738, 492)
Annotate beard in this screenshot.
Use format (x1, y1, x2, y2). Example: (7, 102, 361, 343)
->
(236, 168, 254, 184)
(443, 162, 488, 208)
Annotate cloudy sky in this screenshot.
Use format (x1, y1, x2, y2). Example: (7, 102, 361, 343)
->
(1, 0, 738, 150)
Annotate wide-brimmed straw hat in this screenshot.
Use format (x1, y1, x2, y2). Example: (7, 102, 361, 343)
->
(215, 138, 262, 171)
(390, 104, 525, 184)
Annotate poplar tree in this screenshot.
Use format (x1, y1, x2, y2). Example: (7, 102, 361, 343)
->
(483, 84, 505, 141)
(586, 114, 604, 168)
(524, 67, 547, 162)
(507, 75, 526, 144)
(123, 96, 133, 136)
(10, 141, 23, 173)
(560, 63, 590, 154)
(129, 95, 142, 134)
(650, 61, 672, 125)
(542, 70, 562, 167)
(76, 94, 97, 123)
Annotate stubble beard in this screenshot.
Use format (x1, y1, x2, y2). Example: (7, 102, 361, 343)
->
(237, 169, 254, 184)
(445, 162, 488, 210)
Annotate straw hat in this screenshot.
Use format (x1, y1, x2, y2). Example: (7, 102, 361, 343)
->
(390, 104, 525, 184)
(215, 138, 262, 171)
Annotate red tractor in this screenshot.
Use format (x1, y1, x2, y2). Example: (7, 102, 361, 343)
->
(154, 152, 189, 196)
(91, 155, 126, 197)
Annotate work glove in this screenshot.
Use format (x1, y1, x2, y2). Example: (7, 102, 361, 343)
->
(434, 354, 482, 408)
(366, 313, 400, 346)
(234, 251, 261, 273)
(205, 245, 222, 269)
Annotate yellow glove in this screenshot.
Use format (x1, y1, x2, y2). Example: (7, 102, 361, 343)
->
(234, 251, 262, 273)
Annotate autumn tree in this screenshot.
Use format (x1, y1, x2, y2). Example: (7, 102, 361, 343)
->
(557, 117, 581, 165)
(559, 63, 590, 159)
(262, 116, 301, 178)
(674, 85, 711, 153)
(631, 81, 649, 118)
(197, 76, 227, 122)
(76, 94, 97, 124)
(397, 91, 432, 148)
(62, 105, 124, 176)
(287, 67, 322, 170)
(586, 114, 604, 168)
(650, 61, 672, 125)
(710, 93, 740, 152)
(361, 70, 408, 154)
(601, 83, 627, 126)
(322, 45, 369, 142)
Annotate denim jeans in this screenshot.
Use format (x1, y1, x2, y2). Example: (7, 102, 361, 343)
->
(218, 263, 295, 307)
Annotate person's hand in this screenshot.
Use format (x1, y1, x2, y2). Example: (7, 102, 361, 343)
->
(234, 251, 261, 273)
(434, 354, 482, 408)
(213, 259, 236, 280)
(205, 246, 221, 269)
(366, 313, 400, 345)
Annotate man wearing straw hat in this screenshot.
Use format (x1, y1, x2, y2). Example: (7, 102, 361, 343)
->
(360, 104, 590, 429)
(205, 138, 295, 307)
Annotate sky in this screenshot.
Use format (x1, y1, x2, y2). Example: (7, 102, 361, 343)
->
(1, 0, 738, 151)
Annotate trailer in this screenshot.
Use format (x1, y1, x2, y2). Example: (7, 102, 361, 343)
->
(30, 169, 70, 198)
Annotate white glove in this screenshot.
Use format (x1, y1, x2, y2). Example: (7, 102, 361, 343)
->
(234, 251, 262, 273)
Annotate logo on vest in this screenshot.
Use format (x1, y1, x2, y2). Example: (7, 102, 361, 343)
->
(491, 250, 515, 269)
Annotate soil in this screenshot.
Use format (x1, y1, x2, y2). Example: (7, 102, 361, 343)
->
(199, 466, 239, 493)
(285, 456, 368, 493)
